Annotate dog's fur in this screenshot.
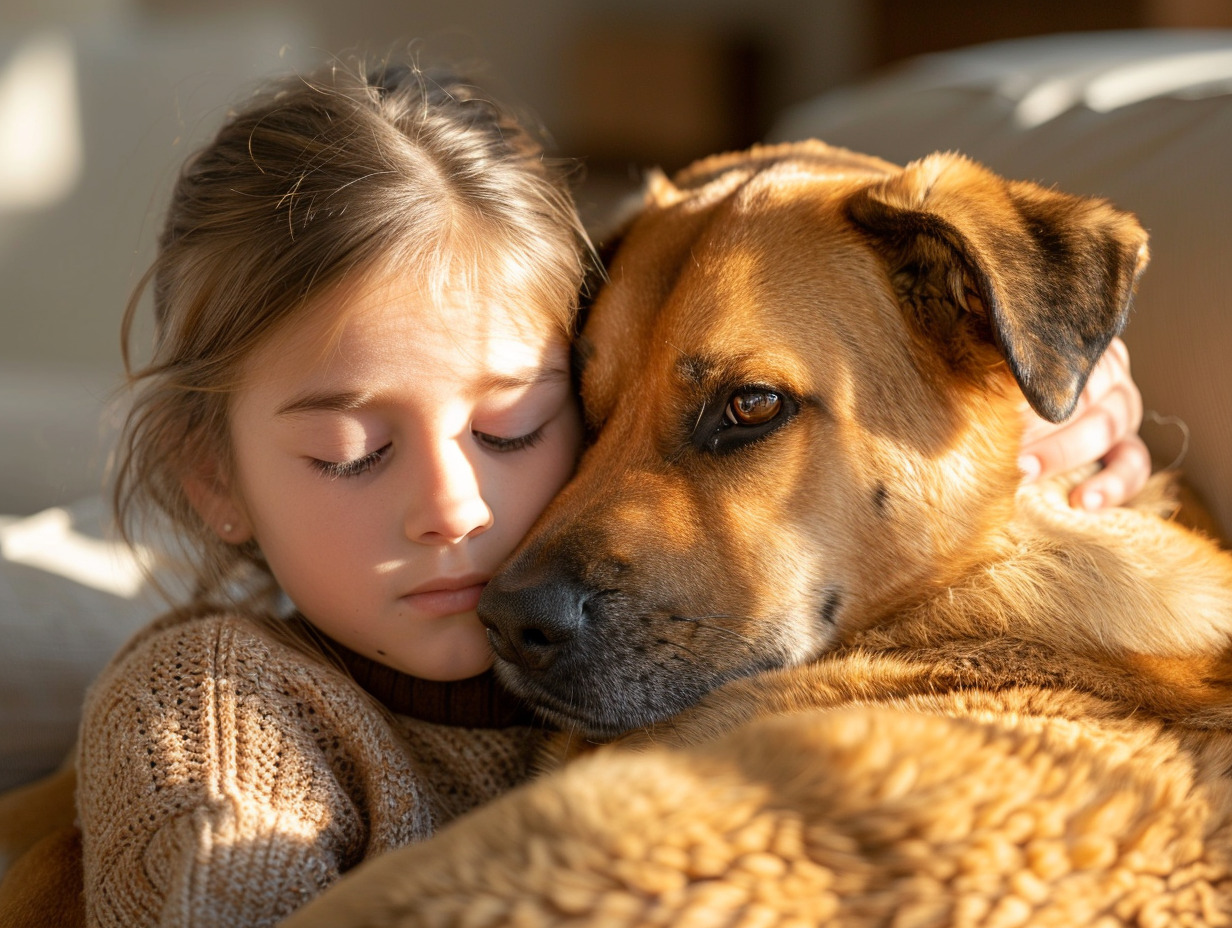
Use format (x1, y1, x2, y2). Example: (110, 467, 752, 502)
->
(0, 762, 83, 928)
(285, 141, 1232, 927)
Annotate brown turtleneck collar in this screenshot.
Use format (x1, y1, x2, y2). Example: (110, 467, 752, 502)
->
(332, 643, 544, 729)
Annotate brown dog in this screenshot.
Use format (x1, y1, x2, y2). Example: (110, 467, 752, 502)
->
(285, 141, 1232, 927)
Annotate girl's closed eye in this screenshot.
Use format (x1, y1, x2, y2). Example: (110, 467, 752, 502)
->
(310, 442, 392, 479)
(473, 426, 545, 453)
(473, 385, 573, 454)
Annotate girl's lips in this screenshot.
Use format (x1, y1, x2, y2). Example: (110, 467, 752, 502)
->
(401, 583, 486, 618)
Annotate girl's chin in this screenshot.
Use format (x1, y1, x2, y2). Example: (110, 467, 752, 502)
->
(385, 616, 495, 681)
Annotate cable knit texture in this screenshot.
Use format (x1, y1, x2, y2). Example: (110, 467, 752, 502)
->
(76, 611, 547, 928)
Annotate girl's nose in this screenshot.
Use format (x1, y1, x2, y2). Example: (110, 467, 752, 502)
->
(407, 440, 493, 544)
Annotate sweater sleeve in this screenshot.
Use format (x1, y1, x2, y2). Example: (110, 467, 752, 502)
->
(76, 614, 394, 928)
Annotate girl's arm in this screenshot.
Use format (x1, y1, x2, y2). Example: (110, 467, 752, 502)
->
(75, 614, 426, 928)
(1018, 337, 1150, 509)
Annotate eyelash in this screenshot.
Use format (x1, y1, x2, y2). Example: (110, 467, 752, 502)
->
(474, 427, 545, 453)
(310, 443, 391, 479)
(309, 427, 545, 479)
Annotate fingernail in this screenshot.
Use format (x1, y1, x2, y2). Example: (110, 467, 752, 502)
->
(1018, 455, 1041, 482)
(1080, 489, 1104, 511)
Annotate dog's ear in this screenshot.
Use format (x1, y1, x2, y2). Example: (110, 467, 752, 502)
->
(847, 152, 1149, 422)
(673, 140, 897, 191)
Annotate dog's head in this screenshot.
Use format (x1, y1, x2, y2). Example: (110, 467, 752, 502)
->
(480, 140, 1148, 736)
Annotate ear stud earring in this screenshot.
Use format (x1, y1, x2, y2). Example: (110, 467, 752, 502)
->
(222, 523, 234, 534)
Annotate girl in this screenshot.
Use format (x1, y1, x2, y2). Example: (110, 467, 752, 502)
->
(75, 53, 1148, 927)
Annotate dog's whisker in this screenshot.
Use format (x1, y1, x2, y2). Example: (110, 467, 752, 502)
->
(697, 625, 755, 644)
(659, 640, 705, 663)
(670, 613, 756, 644)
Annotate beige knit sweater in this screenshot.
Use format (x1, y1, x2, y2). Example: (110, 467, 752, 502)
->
(76, 609, 548, 928)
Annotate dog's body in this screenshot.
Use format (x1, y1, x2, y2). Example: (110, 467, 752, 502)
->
(285, 141, 1232, 927)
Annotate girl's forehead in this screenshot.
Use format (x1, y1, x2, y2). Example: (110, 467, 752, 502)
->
(239, 270, 569, 397)
(343, 263, 561, 335)
(339, 270, 564, 350)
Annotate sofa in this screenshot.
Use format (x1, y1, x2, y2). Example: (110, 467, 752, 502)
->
(0, 27, 1230, 801)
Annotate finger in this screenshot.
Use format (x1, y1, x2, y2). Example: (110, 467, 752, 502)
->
(1068, 433, 1153, 510)
(1104, 334, 1131, 373)
(1018, 336, 1139, 447)
(1098, 337, 1141, 430)
(1020, 380, 1141, 481)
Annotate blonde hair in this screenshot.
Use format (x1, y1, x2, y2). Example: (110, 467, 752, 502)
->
(113, 55, 592, 609)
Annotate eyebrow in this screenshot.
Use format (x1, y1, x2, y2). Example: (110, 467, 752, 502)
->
(473, 366, 570, 393)
(275, 390, 372, 417)
(274, 366, 570, 417)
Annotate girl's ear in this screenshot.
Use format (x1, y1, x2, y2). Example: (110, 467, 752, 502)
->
(182, 459, 254, 545)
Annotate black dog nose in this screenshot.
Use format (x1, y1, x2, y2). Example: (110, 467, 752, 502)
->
(479, 577, 590, 672)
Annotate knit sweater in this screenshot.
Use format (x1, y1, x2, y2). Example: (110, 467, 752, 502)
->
(76, 609, 548, 928)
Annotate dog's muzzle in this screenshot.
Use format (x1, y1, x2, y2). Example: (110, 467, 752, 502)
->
(478, 552, 724, 735)
(477, 533, 768, 736)
(479, 573, 591, 672)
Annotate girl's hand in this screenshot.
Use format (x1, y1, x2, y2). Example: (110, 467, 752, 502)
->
(1018, 337, 1150, 510)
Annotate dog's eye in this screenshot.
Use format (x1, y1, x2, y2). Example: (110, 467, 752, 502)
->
(693, 386, 797, 454)
(725, 391, 782, 426)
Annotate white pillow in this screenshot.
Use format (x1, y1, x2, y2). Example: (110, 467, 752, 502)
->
(0, 496, 169, 790)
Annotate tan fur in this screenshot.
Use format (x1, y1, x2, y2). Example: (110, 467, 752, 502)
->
(0, 827, 84, 928)
(285, 140, 1232, 927)
(0, 762, 76, 880)
(0, 762, 82, 928)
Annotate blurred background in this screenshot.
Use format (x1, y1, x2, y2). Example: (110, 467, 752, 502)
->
(5, 0, 1232, 791)
(2, 0, 1232, 516)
